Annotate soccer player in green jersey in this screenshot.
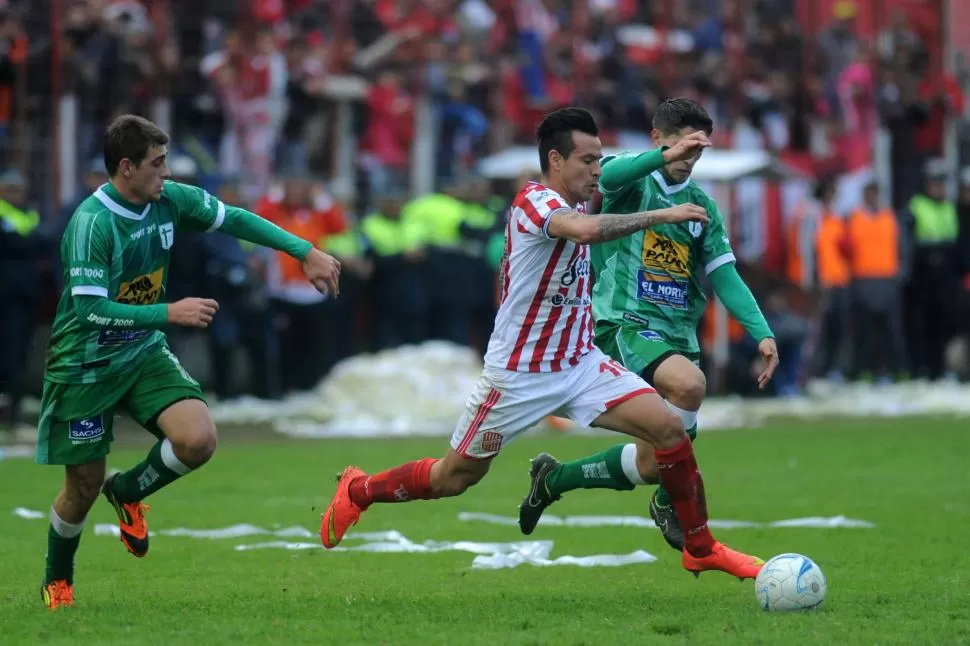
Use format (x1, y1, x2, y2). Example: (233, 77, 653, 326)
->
(518, 98, 780, 552)
(38, 115, 341, 609)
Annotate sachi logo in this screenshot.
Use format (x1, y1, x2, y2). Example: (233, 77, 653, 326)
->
(560, 257, 590, 287)
(68, 415, 105, 443)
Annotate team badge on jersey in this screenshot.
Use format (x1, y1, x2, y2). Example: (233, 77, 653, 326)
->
(159, 222, 174, 249)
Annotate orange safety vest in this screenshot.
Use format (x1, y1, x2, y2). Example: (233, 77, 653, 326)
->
(815, 212, 850, 288)
(785, 206, 806, 286)
(846, 208, 899, 279)
(255, 198, 347, 284)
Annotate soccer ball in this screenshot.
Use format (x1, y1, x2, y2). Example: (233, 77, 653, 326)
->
(754, 553, 826, 611)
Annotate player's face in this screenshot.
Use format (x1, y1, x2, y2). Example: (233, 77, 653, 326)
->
(557, 131, 602, 203)
(653, 127, 705, 184)
(131, 146, 170, 202)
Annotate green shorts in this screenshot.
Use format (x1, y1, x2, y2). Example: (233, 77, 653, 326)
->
(594, 322, 700, 384)
(35, 344, 205, 465)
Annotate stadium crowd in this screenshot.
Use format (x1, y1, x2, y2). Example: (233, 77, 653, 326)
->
(2, 0, 970, 438)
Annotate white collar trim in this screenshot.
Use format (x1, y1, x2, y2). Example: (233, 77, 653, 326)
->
(94, 185, 150, 221)
(651, 170, 690, 195)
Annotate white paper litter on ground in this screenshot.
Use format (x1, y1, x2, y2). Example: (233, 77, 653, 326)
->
(201, 343, 970, 437)
(458, 512, 875, 529)
(13, 507, 45, 519)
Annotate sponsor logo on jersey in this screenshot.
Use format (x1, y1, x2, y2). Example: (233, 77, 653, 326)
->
(637, 330, 665, 342)
(69, 415, 105, 443)
(97, 329, 150, 346)
(550, 293, 591, 307)
(69, 267, 105, 279)
(637, 269, 688, 310)
(130, 223, 157, 241)
(559, 257, 590, 286)
(622, 312, 651, 327)
(641, 230, 691, 278)
(117, 267, 164, 305)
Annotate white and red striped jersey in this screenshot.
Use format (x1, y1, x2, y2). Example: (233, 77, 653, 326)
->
(485, 181, 596, 373)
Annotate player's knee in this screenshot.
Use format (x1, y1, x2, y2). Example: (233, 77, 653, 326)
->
(171, 422, 217, 468)
(652, 410, 687, 450)
(667, 370, 706, 410)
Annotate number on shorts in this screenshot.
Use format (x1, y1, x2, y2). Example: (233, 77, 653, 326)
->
(599, 359, 625, 378)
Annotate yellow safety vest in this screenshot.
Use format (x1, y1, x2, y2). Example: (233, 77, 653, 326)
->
(910, 194, 957, 243)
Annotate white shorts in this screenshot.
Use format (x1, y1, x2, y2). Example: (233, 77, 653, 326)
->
(450, 348, 656, 459)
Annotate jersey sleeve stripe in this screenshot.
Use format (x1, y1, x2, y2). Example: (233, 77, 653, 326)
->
(71, 286, 109, 297)
(520, 199, 547, 229)
(704, 252, 736, 275)
(207, 200, 226, 232)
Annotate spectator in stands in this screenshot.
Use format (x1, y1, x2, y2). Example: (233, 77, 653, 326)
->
(847, 180, 906, 383)
(761, 288, 811, 396)
(203, 180, 281, 400)
(903, 159, 960, 380)
(0, 168, 44, 440)
(362, 191, 429, 350)
(258, 177, 347, 391)
(878, 61, 929, 210)
(360, 67, 413, 203)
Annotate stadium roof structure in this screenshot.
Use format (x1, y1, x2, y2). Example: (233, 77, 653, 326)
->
(478, 147, 809, 182)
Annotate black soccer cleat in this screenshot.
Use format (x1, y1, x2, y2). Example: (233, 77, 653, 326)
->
(518, 453, 562, 535)
(649, 489, 685, 552)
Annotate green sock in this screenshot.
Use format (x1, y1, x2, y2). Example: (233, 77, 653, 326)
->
(45, 514, 83, 585)
(545, 444, 636, 497)
(654, 424, 698, 508)
(110, 439, 189, 503)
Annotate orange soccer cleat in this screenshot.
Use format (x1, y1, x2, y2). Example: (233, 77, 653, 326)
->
(682, 542, 764, 581)
(102, 472, 151, 557)
(320, 466, 368, 549)
(41, 580, 74, 610)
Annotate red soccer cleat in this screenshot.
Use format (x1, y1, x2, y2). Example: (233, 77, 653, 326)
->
(41, 580, 74, 610)
(682, 542, 764, 581)
(320, 466, 368, 549)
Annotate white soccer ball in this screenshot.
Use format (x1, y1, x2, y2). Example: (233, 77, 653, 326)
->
(754, 553, 826, 611)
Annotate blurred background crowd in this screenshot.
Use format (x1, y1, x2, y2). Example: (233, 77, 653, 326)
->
(3, 0, 970, 436)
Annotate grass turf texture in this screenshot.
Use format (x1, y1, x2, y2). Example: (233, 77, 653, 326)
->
(1, 418, 969, 645)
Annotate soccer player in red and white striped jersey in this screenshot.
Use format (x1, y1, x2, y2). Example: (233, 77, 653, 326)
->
(320, 108, 764, 580)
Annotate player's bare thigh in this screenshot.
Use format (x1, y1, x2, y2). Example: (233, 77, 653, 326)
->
(591, 389, 686, 450)
(430, 449, 493, 497)
(652, 354, 706, 410)
(156, 399, 217, 468)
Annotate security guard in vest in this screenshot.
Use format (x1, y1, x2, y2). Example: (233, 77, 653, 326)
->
(811, 178, 852, 380)
(847, 180, 907, 382)
(903, 159, 959, 379)
(323, 212, 373, 363)
(456, 177, 503, 355)
(363, 192, 430, 350)
(0, 169, 45, 440)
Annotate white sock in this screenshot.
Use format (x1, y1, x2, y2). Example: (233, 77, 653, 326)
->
(620, 443, 647, 485)
(665, 401, 698, 432)
(50, 505, 84, 538)
(160, 438, 191, 475)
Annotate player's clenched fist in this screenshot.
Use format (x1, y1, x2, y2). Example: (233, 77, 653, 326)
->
(167, 298, 219, 328)
(658, 203, 709, 225)
(302, 247, 342, 298)
(662, 131, 711, 163)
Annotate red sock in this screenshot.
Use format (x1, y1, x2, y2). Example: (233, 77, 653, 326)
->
(654, 438, 715, 556)
(348, 458, 440, 508)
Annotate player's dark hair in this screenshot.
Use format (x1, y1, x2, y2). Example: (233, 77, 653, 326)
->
(103, 115, 170, 176)
(536, 107, 599, 173)
(652, 98, 714, 137)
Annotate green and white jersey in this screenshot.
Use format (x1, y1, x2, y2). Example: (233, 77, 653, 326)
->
(46, 181, 226, 384)
(592, 162, 735, 355)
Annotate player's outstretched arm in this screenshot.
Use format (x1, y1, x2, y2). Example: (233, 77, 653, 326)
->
(708, 263, 778, 388)
(73, 296, 219, 330)
(547, 203, 709, 244)
(599, 133, 711, 192)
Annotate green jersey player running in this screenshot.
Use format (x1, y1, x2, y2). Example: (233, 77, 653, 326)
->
(518, 98, 779, 551)
(38, 115, 341, 610)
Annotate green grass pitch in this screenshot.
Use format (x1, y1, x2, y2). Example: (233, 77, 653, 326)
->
(2, 418, 969, 645)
